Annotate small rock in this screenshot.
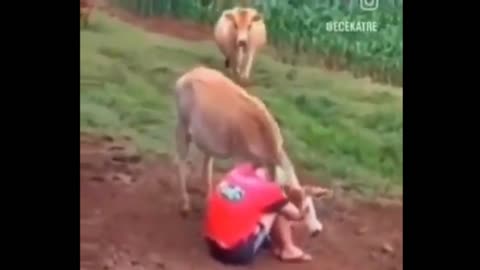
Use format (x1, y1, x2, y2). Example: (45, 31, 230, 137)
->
(131, 260, 140, 266)
(285, 69, 298, 80)
(111, 173, 133, 185)
(91, 176, 105, 182)
(80, 162, 95, 170)
(101, 135, 114, 142)
(381, 242, 394, 254)
(103, 258, 115, 269)
(107, 143, 141, 164)
(112, 154, 142, 164)
(369, 251, 378, 261)
(122, 135, 132, 141)
(355, 226, 368, 235)
(336, 213, 346, 223)
(108, 145, 126, 151)
(147, 253, 163, 264)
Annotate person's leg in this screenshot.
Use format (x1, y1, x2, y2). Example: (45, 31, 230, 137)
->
(217, 214, 277, 265)
(258, 213, 277, 231)
(254, 213, 277, 250)
(270, 214, 312, 262)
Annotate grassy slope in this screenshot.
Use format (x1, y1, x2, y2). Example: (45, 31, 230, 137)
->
(80, 13, 403, 197)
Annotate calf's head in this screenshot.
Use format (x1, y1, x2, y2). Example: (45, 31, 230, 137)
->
(225, 8, 263, 50)
(283, 185, 332, 211)
(253, 167, 332, 210)
(253, 166, 332, 236)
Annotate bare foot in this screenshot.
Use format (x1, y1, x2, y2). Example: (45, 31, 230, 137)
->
(278, 246, 312, 263)
(272, 247, 281, 257)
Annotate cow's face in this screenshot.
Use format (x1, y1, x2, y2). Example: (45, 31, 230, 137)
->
(225, 9, 263, 50)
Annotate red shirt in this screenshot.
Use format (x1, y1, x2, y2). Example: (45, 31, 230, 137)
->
(204, 163, 287, 249)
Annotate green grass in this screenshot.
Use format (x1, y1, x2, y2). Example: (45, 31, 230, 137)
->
(80, 13, 403, 197)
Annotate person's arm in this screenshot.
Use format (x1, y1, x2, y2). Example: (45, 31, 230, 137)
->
(278, 201, 309, 221)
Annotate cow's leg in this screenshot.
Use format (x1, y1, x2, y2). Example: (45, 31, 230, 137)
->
(234, 49, 244, 80)
(278, 149, 300, 187)
(226, 53, 238, 79)
(84, 14, 90, 28)
(241, 49, 256, 81)
(81, 13, 86, 28)
(201, 154, 214, 198)
(175, 121, 192, 216)
(267, 163, 277, 182)
(81, 9, 91, 28)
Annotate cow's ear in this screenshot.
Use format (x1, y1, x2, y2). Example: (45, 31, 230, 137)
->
(252, 13, 263, 22)
(225, 12, 235, 22)
(304, 185, 333, 198)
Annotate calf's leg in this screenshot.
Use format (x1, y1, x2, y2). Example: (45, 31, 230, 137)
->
(241, 49, 256, 81)
(303, 197, 323, 236)
(201, 154, 214, 197)
(278, 150, 323, 235)
(175, 122, 192, 216)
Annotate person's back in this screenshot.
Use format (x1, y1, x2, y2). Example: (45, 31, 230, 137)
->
(204, 163, 287, 264)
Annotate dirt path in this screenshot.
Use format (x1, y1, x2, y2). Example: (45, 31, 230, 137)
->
(80, 134, 402, 270)
(99, 4, 212, 41)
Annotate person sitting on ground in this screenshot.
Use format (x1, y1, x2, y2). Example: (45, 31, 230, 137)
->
(203, 162, 328, 265)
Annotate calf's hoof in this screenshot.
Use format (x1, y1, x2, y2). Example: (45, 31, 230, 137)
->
(238, 76, 251, 87)
(180, 203, 191, 218)
(310, 229, 321, 238)
(309, 222, 323, 238)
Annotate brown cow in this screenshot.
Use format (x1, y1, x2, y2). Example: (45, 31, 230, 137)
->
(80, 0, 95, 28)
(214, 7, 267, 84)
(173, 66, 325, 235)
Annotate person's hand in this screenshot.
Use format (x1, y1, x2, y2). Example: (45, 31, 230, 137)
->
(289, 204, 310, 222)
(297, 205, 310, 220)
(284, 185, 304, 208)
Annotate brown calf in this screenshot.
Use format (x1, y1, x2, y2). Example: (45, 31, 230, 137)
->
(80, 0, 95, 28)
(214, 7, 267, 84)
(173, 66, 324, 235)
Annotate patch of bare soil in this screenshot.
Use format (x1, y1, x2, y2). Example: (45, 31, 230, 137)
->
(80, 134, 402, 270)
(99, 3, 212, 41)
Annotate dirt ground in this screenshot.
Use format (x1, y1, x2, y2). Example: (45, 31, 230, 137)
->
(81, 5, 402, 270)
(80, 134, 402, 270)
(99, 4, 212, 41)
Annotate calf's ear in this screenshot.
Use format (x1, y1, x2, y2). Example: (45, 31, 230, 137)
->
(252, 13, 263, 22)
(225, 12, 235, 22)
(304, 185, 333, 198)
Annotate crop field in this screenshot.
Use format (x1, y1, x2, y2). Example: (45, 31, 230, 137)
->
(112, 0, 403, 86)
